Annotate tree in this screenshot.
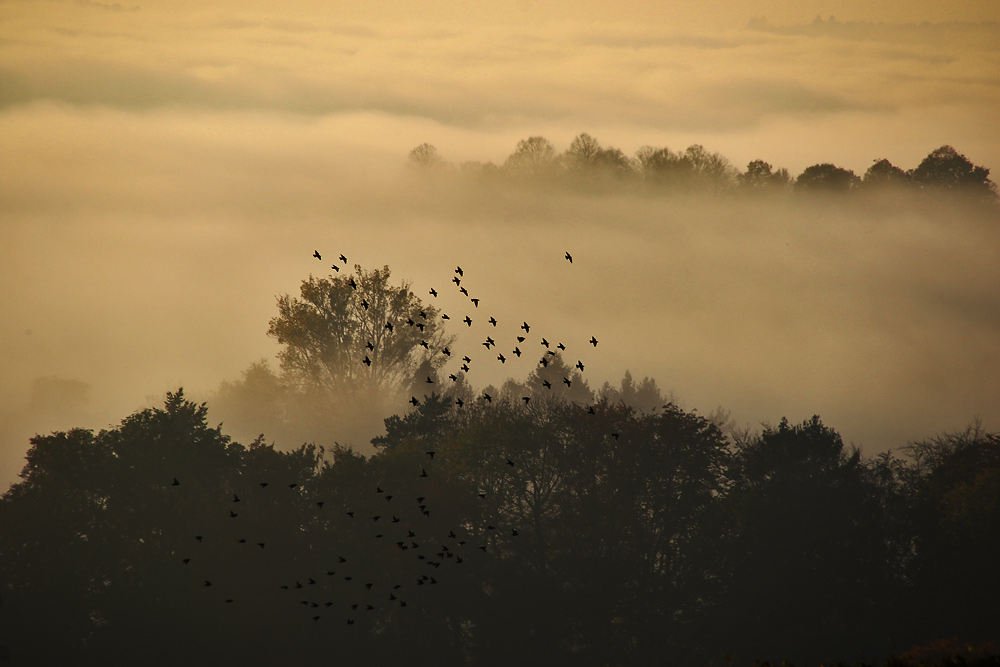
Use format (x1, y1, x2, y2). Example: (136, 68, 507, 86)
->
(716, 416, 895, 665)
(909, 145, 997, 199)
(740, 159, 792, 192)
(408, 143, 446, 170)
(562, 132, 603, 172)
(266, 265, 455, 433)
(795, 163, 860, 193)
(863, 158, 911, 189)
(503, 136, 558, 180)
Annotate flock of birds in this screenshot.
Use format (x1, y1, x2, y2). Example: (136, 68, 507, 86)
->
(313, 248, 598, 409)
(171, 249, 609, 628)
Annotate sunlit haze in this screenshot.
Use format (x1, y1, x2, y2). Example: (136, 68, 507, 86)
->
(2, 0, 999, 490)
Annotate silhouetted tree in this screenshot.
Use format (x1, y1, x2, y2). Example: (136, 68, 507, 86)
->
(408, 143, 446, 170)
(795, 163, 860, 193)
(863, 158, 912, 189)
(909, 145, 997, 200)
(740, 159, 793, 192)
(503, 136, 558, 181)
(900, 421, 1000, 646)
(267, 265, 455, 434)
(715, 416, 896, 665)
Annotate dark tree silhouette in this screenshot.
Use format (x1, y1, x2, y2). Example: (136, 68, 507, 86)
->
(503, 136, 558, 180)
(909, 145, 997, 199)
(863, 158, 912, 189)
(715, 416, 897, 665)
(267, 265, 455, 422)
(795, 163, 860, 193)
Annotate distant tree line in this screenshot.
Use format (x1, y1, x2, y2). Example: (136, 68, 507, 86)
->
(2, 392, 998, 666)
(409, 136, 998, 202)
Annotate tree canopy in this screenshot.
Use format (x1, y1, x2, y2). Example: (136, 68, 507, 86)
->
(3, 388, 999, 665)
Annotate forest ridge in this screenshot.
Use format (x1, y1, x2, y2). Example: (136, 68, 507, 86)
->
(408, 136, 998, 201)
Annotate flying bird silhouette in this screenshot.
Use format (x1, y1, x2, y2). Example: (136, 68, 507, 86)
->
(565, 251, 572, 263)
(313, 250, 322, 260)
(429, 288, 438, 297)
(590, 336, 598, 347)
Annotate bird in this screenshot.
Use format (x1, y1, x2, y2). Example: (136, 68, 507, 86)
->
(420, 469, 429, 478)
(541, 338, 549, 348)
(557, 343, 566, 351)
(565, 251, 572, 263)
(563, 377, 572, 387)
(171, 477, 180, 486)
(455, 398, 464, 408)
(470, 298, 479, 307)
(516, 336, 525, 343)
(576, 360, 585, 371)
(339, 254, 347, 264)
(464, 316, 473, 326)
(360, 299, 369, 309)
(259, 482, 269, 487)
(426, 451, 435, 460)
(463, 356, 471, 363)
(521, 322, 530, 333)
(449, 374, 458, 381)
(442, 347, 451, 356)
(522, 396, 530, 404)
(420, 340, 429, 349)
(590, 336, 598, 347)
(410, 397, 420, 406)
(452, 276, 461, 285)
(488, 317, 497, 326)
(313, 250, 322, 260)
(349, 278, 357, 289)
(363, 355, 371, 366)
(483, 393, 492, 403)
(486, 336, 495, 347)
(460, 287, 469, 296)
(331, 264, 340, 272)
(429, 288, 438, 297)
(542, 380, 551, 389)
(513, 347, 521, 357)
(456, 266, 463, 277)
(233, 494, 240, 503)
(426, 376, 434, 384)
(366, 341, 374, 351)
(442, 314, 450, 320)
(497, 353, 506, 363)
(385, 321, 394, 332)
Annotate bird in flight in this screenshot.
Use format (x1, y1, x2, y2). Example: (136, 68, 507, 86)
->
(410, 397, 420, 406)
(313, 250, 322, 260)
(488, 317, 497, 327)
(521, 322, 530, 333)
(590, 336, 598, 347)
(456, 266, 463, 277)
(565, 251, 572, 263)
(339, 254, 347, 264)
(331, 264, 340, 272)
(429, 288, 438, 297)
(464, 316, 472, 327)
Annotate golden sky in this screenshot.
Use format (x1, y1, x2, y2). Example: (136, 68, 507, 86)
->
(1, 0, 999, 488)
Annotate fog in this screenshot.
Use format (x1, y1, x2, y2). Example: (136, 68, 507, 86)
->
(2, 0, 999, 490)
